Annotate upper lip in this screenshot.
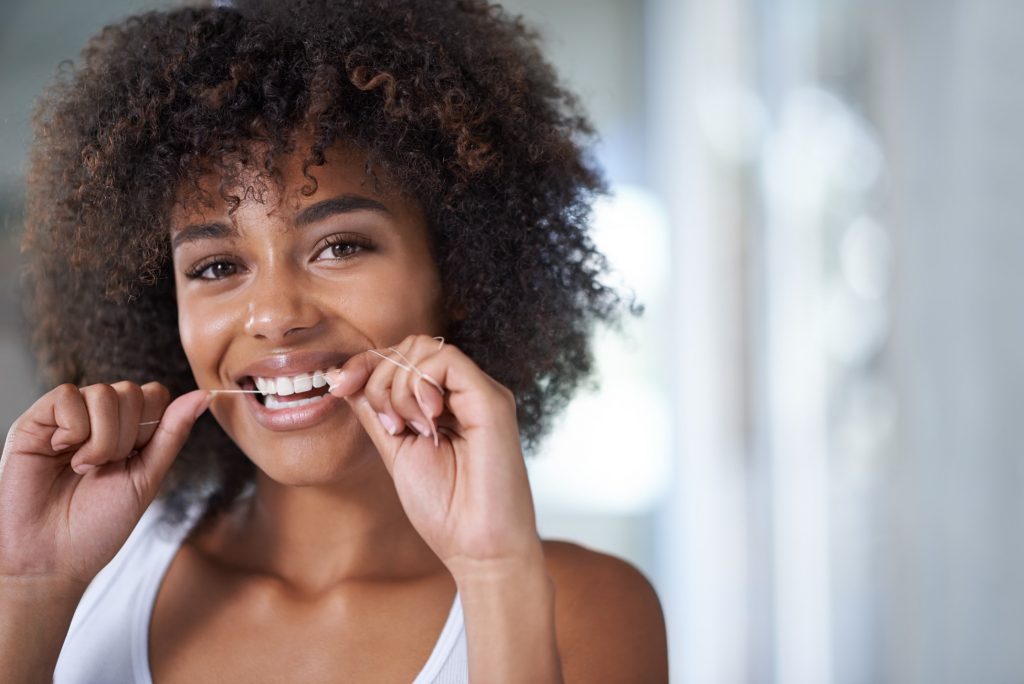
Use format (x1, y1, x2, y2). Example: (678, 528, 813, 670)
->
(233, 350, 352, 384)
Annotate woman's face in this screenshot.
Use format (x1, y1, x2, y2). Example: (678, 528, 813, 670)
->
(170, 144, 445, 484)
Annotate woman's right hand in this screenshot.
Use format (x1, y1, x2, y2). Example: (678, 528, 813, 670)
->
(0, 382, 209, 588)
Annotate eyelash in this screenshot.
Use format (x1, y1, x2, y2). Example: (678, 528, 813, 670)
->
(315, 233, 374, 262)
(183, 234, 375, 281)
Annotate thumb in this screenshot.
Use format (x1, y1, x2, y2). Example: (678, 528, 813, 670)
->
(342, 391, 401, 476)
(129, 389, 210, 503)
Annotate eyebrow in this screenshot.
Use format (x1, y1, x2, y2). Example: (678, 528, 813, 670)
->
(171, 194, 392, 250)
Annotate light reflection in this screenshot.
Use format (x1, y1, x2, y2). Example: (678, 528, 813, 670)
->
(824, 284, 888, 364)
(697, 84, 769, 164)
(529, 185, 672, 515)
(841, 215, 892, 301)
(763, 87, 884, 218)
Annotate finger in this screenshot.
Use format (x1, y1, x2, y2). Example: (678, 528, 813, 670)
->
(360, 350, 407, 436)
(7, 384, 91, 456)
(110, 381, 144, 462)
(392, 377, 432, 438)
(327, 350, 410, 436)
(135, 382, 171, 449)
(389, 345, 442, 438)
(412, 375, 446, 433)
(71, 384, 122, 472)
(396, 341, 515, 433)
(48, 384, 91, 453)
(341, 390, 407, 476)
(128, 389, 210, 504)
(326, 351, 380, 398)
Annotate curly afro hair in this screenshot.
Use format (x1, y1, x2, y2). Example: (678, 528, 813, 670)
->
(22, 0, 631, 530)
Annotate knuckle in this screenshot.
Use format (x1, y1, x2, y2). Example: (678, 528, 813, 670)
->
(45, 383, 85, 417)
(400, 334, 431, 358)
(418, 333, 449, 355)
(84, 383, 118, 404)
(114, 381, 144, 404)
(52, 382, 81, 401)
(143, 382, 171, 404)
(494, 382, 516, 406)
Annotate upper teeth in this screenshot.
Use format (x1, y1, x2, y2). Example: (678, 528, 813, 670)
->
(254, 368, 335, 396)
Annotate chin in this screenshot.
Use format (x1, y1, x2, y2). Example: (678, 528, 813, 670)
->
(240, 430, 379, 486)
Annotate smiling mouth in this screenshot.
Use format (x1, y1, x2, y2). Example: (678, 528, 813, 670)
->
(240, 366, 337, 409)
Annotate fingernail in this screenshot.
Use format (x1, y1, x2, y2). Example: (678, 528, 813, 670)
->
(72, 463, 96, 475)
(377, 412, 398, 436)
(410, 420, 431, 437)
(326, 369, 345, 389)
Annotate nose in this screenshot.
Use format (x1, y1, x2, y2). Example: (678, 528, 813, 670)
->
(243, 267, 323, 342)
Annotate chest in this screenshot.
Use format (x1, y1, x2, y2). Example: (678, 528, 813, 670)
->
(148, 547, 456, 684)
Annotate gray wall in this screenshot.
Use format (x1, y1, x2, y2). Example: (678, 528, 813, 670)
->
(878, 0, 1024, 681)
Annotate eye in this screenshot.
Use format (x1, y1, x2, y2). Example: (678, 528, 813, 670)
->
(184, 259, 240, 281)
(313, 234, 373, 262)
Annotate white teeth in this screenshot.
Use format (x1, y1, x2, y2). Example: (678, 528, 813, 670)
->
(293, 373, 313, 393)
(265, 394, 326, 410)
(251, 366, 339, 396)
(276, 377, 295, 396)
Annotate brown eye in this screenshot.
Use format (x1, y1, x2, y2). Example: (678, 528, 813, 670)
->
(186, 260, 239, 280)
(204, 262, 237, 279)
(313, 234, 373, 262)
(324, 243, 359, 259)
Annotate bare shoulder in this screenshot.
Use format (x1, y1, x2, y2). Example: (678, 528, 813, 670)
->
(541, 539, 669, 683)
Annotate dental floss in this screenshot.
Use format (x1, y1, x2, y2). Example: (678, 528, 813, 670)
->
(368, 347, 444, 447)
(135, 390, 257, 426)
(140, 342, 450, 446)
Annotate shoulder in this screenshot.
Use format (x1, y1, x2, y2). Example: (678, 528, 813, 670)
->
(541, 539, 669, 683)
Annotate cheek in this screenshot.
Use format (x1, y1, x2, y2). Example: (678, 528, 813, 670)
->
(346, 269, 444, 344)
(177, 296, 236, 378)
(387, 252, 445, 326)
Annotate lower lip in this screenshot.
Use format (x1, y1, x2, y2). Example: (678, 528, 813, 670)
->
(244, 390, 342, 431)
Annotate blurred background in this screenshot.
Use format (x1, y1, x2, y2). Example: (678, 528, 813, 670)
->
(2, 0, 1023, 682)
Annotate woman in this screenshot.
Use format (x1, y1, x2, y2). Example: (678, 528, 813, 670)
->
(0, 0, 668, 681)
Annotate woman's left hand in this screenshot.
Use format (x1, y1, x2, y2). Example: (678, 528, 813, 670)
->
(326, 334, 542, 579)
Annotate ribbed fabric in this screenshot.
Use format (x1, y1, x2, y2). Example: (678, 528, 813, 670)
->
(54, 500, 468, 683)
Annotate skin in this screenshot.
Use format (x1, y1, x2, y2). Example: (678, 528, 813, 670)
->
(0, 141, 668, 683)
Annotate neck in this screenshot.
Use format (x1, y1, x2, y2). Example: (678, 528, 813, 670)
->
(195, 453, 445, 596)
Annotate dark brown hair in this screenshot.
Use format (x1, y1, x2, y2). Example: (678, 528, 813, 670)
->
(23, 0, 631, 529)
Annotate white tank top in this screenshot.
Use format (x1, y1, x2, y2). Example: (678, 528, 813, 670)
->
(54, 499, 469, 683)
